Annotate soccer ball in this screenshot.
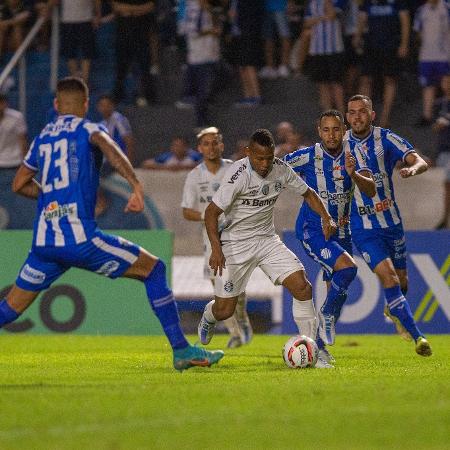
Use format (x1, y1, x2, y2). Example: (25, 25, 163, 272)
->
(282, 335, 319, 369)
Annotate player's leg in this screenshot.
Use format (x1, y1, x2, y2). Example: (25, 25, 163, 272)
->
(198, 241, 257, 345)
(234, 291, 253, 345)
(83, 231, 224, 370)
(1, 250, 66, 328)
(0, 286, 40, 328)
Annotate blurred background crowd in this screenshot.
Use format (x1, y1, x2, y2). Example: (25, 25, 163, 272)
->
(0, 0, 449, 231)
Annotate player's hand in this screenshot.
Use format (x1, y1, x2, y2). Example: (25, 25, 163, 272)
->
(397, 44, 408, 59)
(125, 184, 144, 213)
(399, 167, 417, 178)
(344, 148, 356, 177)
(322, 216, 337, 240)
(209, 247, 226, 277)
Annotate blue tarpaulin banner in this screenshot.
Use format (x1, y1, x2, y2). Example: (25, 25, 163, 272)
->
(282, 231, 450, 334)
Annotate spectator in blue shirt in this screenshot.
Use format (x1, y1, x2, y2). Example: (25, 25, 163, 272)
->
(141, 136, 202, 170)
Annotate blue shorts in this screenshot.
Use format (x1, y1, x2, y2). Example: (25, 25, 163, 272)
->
(302, 233, 352, 282)
(351, 223, 407, 271)
(419, 61, 450, 87)
(263, 11, 290, 39)
(16, 230, 141, 292)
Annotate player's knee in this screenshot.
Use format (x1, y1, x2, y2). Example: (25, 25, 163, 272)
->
(381, 272, 400, 289)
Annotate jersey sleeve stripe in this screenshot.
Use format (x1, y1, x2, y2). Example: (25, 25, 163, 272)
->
(23, 160, 38, 171)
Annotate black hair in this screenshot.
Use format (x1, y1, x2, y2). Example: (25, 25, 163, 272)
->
(249, 128, 275, 150)
(318, 109, 345, 126)
(56, 77, 88, 98)
(97, 94, 116, 104)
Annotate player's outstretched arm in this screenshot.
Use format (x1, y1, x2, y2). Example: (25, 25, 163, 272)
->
(12, 165, 40, 199)
(400, 152, 429, 178)
(91, 131, 144, 212)
(302, 188, 337, 240)
(205, 201, 226, 276)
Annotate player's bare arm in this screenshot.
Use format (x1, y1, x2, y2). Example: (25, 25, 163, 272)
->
(91, 131, 144, 212)
(302, 188, 337, 240)
(12, 165, 40, 199)
(344, 149, 376, 197)
(399, 152, 429, 178)
(182, 208, 202, 222)
(204, 201, 226, 276)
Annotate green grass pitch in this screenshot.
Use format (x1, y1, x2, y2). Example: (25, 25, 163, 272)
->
(0, 334, 449, 450)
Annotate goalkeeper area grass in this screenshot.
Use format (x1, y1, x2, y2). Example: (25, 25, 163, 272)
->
(0, 334, 449, 450)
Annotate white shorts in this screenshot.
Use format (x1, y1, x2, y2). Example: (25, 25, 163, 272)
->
(214, 235, 304, 298)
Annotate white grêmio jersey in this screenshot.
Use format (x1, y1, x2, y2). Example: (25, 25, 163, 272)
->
(181, 159, 233, 245)
(213, 157, 309, 242)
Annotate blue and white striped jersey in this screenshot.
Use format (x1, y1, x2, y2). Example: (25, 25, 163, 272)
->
(305, 0, 345, 55)
(347, 126, 416, 230)
(23, 115, 107, 247)
(100, 111, 131, 155)
(284, 142, 369, 240)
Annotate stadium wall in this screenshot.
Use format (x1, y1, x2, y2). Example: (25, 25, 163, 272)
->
(0, 230, 172, 335)
(282, 230, 450, 334)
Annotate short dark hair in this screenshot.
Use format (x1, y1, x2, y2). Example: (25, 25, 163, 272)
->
(97, 94, 116, 104)
(56, 77, 88, 98)
(348, 94, 373, 110)
(318, 109, 345, 126)
(249, 128, 275, 150)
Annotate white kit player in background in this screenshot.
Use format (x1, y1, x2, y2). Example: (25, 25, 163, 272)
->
(181, 127, 253, 348)
(197, 128, 337, 368)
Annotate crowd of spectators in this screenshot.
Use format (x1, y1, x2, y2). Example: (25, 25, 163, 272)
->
(0, 0, 449, 227)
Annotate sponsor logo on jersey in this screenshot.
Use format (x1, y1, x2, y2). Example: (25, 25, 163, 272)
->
(373, 172, 387, 187)
(357, 198, 393, 216)
(20, 264, 46, 284)
(43, 202, 76, 221)
(241, 198, 277, 207)
(96, 260, 120, 276)
(227, 164, 247, 184)
(319, 190, 352, 206)
(288, 154, 309, 166)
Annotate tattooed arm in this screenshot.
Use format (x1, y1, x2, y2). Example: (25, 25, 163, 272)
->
(90, 131, 144, 212)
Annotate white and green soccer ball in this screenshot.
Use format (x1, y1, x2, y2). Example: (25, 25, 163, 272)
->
(282, 335, 319, 369)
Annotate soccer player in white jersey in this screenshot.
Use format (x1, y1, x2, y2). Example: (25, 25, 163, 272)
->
(0, 77, 224, 371)
(181, 127, 252, 349)
(284, 110, 375, 359)
(197, 129, 337, 368)
(346, 94, 432, 356)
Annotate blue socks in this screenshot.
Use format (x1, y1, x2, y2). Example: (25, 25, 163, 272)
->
(385, 285, 422, 341)
(0, 299, 19, 328)
(321, 267, 357, 316)
(144, 260, 189, 350)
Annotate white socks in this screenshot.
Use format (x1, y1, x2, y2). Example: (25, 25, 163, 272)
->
(292, 298, 317, 340)
(204, 300, 217, 323)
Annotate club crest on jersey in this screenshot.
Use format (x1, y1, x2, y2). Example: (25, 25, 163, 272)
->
(212, 182, 220, 192)
(320, 248, 332, 260)
(224, 281, 234, 292)
(43, 202, 76, 221)
(262, 185, 269, 195)
(275, 181, 282, 192)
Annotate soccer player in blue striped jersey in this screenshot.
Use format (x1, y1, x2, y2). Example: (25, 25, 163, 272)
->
(284, 110, 376, 359)
(0, 77, 224, 371)
(346, 94, 432, 357)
